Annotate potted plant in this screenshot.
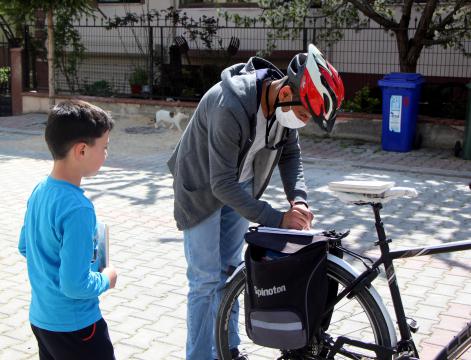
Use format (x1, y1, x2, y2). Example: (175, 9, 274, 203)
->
(129, 66, 147, 95)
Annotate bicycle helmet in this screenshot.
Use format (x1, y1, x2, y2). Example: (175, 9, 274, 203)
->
(287, 44, 344, 132)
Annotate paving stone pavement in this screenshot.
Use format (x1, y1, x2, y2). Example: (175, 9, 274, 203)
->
(0, 114, 470, 359)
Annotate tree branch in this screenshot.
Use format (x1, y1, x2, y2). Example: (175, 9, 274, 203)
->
(414, 0, 439, 40)
(312, 3, 346, 19)
(399, 0, 414, 29)
(422, 31, 469, 47)
(430, 0, 468, 33)
(0, 15, 15, 41)
(346, 0, 398, 29)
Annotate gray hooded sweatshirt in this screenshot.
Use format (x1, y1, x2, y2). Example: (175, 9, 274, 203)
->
(167, 57, 308, 230)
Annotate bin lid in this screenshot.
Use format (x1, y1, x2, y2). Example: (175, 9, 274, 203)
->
(378, 72, 424, 88)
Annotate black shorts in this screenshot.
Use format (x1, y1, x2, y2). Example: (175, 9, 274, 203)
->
(31, 318, 115, 360)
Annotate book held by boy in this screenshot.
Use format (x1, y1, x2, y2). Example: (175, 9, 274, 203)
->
(92, 222, 109, 272)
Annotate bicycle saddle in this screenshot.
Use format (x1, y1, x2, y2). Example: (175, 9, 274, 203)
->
(328, 180, 418, 204)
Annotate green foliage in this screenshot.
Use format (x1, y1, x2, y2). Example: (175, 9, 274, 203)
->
(342, 86, 380, 114)
(105, 7, 223, 51)
(0, 0, 94, 94)
(220, 0, 376, 55)
(82, 80, 113, 97)
(17, 0, 92, 11)
(221, 0, 313, 56)
(129, 67, 148, 86)
(105, 12, 140, 28)
(162, 7, 221, 50)
(0, 0, 94, 27)
(54, 7, 88, 93)
(221, 0, 470, 71)
(0, 66, 10, 85)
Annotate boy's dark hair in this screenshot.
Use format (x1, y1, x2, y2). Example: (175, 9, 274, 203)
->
(45, 100, 115, 160)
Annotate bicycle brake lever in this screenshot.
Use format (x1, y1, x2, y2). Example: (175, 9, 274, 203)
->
(323, 229, 350, 240)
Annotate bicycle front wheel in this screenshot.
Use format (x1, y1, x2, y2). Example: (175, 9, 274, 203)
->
(215, 256, 394, 360)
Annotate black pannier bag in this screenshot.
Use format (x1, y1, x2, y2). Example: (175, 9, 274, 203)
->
(244, 227, 329, 349)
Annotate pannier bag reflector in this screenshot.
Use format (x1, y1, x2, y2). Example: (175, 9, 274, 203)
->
(249, 311, 305, 349)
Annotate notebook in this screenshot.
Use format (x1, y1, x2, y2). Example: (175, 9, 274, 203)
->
(92, 222, 109, 272)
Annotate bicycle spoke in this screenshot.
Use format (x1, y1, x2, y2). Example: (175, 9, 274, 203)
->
(329, 308, 382, 338)
(329, 309, 375, 324)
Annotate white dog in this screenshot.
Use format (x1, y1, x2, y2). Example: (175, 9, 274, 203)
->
(155, 109, 189, 132)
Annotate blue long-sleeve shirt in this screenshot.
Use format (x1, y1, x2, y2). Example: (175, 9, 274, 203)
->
(18, 176, 110, 332)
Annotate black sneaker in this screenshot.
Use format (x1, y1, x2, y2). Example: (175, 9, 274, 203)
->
(230, 348, 248, 360)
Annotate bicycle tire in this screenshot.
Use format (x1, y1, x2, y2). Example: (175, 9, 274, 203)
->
(215, 256, 394, 360)
(435, 321, 471, 359)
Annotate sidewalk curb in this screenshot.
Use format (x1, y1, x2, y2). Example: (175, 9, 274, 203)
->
(302, 156, 471, 179)
(0, 127, 43, 136)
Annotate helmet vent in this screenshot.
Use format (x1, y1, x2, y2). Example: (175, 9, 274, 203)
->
(323, 94, 331, 114)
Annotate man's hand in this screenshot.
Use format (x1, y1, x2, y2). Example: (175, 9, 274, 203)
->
(102, 265, 118, 289)
(281, 204, 314, 230)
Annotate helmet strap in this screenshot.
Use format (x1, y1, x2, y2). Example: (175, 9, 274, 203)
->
(275, 101, 303, 108)
(264, 81, 288, 150)
(265, 80, 275, 120)
(274, 80, 303, 109)
(264, 82, 298, 150)
(265, 81, 277, 144)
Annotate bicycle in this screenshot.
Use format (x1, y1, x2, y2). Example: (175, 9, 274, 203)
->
(215, 181, 471, 359)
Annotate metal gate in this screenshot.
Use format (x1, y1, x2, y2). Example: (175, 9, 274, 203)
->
(0, 15, 13, 116)
(0, 40, 11, 116)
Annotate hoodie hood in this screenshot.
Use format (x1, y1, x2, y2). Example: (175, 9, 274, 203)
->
(220, 57, 285, 118)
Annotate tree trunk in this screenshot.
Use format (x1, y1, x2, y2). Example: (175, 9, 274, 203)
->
(395, 28, 419, 73)
(400, 62, 418, 73)
(47, 9, 55, 108)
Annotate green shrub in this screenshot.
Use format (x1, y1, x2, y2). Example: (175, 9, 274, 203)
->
(129, 67, 148, 86)
(0, 67, 10, 85)
(82, 80, 113, 97)
(342, 86, 381, 114)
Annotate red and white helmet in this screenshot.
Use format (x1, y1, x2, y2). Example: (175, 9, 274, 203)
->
(287, 44, 344, 132)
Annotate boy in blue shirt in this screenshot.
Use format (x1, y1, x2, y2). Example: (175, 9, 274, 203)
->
(18, 100, 118, 360)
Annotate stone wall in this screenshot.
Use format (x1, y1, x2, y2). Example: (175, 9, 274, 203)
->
(22, 92, 465, 150)
(299, 113, 465, 150)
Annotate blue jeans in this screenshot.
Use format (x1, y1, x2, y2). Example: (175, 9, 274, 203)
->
(183, 181, 252, 360)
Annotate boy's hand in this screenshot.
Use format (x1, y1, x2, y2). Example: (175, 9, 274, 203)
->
(102, 265, 118, 289)
(281, 204, 314, 230)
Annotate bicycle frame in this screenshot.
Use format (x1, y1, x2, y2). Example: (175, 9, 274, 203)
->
(223, 201, 471, 359)
(327, 202, 471, 359)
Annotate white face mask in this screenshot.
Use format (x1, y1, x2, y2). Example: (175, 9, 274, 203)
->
(275, 106, 306, 129)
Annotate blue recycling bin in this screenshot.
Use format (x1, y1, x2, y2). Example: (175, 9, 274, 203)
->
(378, 73, 424, 152)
